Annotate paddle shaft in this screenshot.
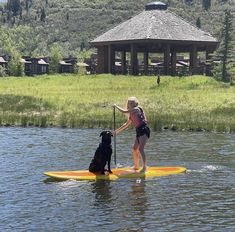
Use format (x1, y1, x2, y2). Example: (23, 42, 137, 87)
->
(113, 107, 117, 165)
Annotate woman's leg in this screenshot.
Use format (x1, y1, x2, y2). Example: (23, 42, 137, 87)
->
(133, 138, 139, 169)
(138, 134, 148, 171)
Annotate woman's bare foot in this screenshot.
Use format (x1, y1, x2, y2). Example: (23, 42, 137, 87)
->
(139, 166, 147, 173)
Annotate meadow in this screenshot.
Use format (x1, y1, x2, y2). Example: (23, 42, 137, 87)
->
(0, 74, 235, 132)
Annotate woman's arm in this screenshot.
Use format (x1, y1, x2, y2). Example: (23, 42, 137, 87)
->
(113, 104, 129, 113)
(113, 104, 135, 113)
(114, 119, 131, 135)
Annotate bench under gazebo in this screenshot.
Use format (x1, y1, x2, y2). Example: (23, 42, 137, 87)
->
(91, 1, 219, 76)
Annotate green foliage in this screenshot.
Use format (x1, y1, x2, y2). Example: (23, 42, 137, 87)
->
(8, 51, 24, 77)
(202, 0, 211, 11)
(0, 0, 234, 57)
(0, 65, 6, 77)
(196, 17, 201, 28)
(214, 9, 234, 82)
(40, 7, 46, 22)
(49, 44, 63, 74)
(0, 26, 24, 76)
(6, 0, 21, 16)
(0, 0, 234, 79)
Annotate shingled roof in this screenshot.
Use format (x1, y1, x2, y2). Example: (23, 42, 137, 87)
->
(91, 3, 217, 44)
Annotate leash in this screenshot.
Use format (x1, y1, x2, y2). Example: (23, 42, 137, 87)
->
(113, 106, 117, 165)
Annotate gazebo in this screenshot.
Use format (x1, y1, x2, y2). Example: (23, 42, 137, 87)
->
(90, 1, 219, 76)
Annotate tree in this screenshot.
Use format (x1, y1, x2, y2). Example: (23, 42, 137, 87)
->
(202, 0, 211, 11)
(6, 0, 21, 16)
(184, 0, 193, 5)
(25, 0, 29, 12)
(40, 8, 46, 22)
(8, 52, 25, 77)
(49, 44, 62, 74)
(214, 10, 234, 83)
(196, 17, 201, 28)
(0, 27, 24, 77)
(0, 65, 7, 77)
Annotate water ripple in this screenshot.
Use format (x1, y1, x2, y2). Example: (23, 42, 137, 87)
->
(0, 128, 234, 232)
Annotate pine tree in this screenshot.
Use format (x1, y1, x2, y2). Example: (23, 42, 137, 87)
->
(215, 10, 234, 82)
(202, 0, 211, 11)
(196, 17, 201, 28)
(40, 8, 46, 22)
(6, 0, 21, 16)
(184, 0, 193, 5)
(25, 0, 29, 12)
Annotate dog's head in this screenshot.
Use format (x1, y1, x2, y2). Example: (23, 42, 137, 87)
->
(100, 130, 113, 145)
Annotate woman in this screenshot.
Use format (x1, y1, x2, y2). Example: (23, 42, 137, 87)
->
(113, 96, 150, 172)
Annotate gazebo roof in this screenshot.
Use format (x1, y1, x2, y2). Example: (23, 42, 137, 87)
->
(91, 3, 217, 45)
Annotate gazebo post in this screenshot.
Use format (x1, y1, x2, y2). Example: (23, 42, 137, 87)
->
(131, 44, 138, 75)
(164, 44, 170, 75)
(121, 51, 127, 74)
(97, 45, 109, 73)
(206, 49, 210, 60)
(190, 45, 197, 75)
(108, 44, 115, 74)
(171, 50, 177, 76)
(144, 51, 149, 75)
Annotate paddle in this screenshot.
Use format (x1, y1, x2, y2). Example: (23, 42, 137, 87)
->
(113, 106, 117, 165)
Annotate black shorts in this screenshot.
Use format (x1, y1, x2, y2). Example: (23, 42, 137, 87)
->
(136, 125, 150, 139)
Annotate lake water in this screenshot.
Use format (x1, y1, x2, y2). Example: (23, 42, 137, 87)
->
(0, 128, 234, 232)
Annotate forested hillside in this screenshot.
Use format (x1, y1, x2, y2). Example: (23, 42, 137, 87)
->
(0, 0, 234, 57)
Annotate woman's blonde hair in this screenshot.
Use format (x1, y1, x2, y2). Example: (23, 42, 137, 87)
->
(127, 96, 139, 107)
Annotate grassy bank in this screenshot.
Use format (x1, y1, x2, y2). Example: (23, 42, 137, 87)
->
(0, 74, 235, 132)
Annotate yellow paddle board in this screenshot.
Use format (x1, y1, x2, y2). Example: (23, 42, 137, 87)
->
(44, 166, 186, 181)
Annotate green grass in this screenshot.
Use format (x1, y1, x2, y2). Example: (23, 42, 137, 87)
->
(0, 74, 235, 132)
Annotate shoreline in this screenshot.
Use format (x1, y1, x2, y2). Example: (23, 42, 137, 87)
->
(0, 74, 235, 132)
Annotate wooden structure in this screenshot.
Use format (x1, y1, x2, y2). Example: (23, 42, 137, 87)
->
(91, 2, 219, 76)
(59, 57, 90, 73)
(59, 57, 77, 73)
(24, 57, 49, 75)
(0, 56, 7, 68)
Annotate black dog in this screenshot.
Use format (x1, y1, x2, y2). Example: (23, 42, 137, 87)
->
(89, 130, 113, 174)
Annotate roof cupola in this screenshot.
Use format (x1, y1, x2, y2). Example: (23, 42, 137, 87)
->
(145, 1, 168, 11)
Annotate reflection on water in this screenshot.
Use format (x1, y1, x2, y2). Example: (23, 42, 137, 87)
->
(128, 178, 148, 228)
(0, 128, 234, 232)
(91, 180, 113, 204)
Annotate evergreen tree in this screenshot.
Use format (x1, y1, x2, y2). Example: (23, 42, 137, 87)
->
(214, 9, 234, 82)
(196, 17, 201, 28)
(40, 8, 46, 22)
(66, 12, 69, 21)
(6, 0, 21, 16)
(202, 0, 211, 11)
(25, 0, 29, 12)
(184, 0, 193, 5)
